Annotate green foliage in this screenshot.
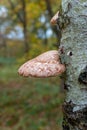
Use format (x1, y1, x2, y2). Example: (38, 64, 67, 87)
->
(0, 65, 64, 130)
(0, 0, 61, 58)
(0, 57, 16, 65)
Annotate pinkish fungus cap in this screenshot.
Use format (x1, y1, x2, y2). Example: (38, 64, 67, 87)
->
(18, 50, 65, 78)
(50, 11, 59, 25)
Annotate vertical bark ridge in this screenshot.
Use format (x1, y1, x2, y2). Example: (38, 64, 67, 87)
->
(60, 0, 87, 129)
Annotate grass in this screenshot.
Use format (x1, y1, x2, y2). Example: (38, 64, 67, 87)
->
(0, 64, 65, 130)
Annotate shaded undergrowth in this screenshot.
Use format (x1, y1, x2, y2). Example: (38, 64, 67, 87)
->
(0, 65, 65, 130)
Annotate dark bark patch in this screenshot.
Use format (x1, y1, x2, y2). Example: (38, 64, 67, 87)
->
(67, 51, 73, 56)
(64, 83, 71, 90)
(62, 116, 70, 130)
(78, 66, 87, 85)
(62, 101, 87, 130)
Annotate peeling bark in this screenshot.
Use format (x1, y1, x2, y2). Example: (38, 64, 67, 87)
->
(60, 0, 87, 129)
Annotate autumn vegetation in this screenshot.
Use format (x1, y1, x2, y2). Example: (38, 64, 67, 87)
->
(0, 0, 65, 130)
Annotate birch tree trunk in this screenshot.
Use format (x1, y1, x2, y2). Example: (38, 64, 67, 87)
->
(60, 0, 87, 130)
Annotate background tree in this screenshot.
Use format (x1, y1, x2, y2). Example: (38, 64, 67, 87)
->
(8, 0, 30, 54)
(1, 0, 61, 56)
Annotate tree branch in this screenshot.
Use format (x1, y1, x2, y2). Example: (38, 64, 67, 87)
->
(8, 0, 24, 23)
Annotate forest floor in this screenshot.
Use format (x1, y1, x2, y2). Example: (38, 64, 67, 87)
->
(0, 65, 65, 130)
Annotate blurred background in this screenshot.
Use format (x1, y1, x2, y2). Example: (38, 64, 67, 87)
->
(0, 0, 65, 130)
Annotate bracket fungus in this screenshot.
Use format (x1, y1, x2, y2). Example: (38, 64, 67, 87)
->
(18, 50, 65, 78)
(50, 11, 59, 25)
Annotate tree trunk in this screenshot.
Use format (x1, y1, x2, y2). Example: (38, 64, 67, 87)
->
(23, 23, 29, 54)
(8, 0, 29, 54)
(22, 0, 29, 54)
(60, 0, 87, 130)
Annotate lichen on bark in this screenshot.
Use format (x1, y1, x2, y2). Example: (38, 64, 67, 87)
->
(60, 0, 87, 129)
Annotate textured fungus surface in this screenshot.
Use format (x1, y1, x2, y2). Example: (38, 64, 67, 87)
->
(18, 50, 65, 78)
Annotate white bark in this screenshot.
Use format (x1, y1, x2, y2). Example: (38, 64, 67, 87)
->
(60, 0, 87, 129)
